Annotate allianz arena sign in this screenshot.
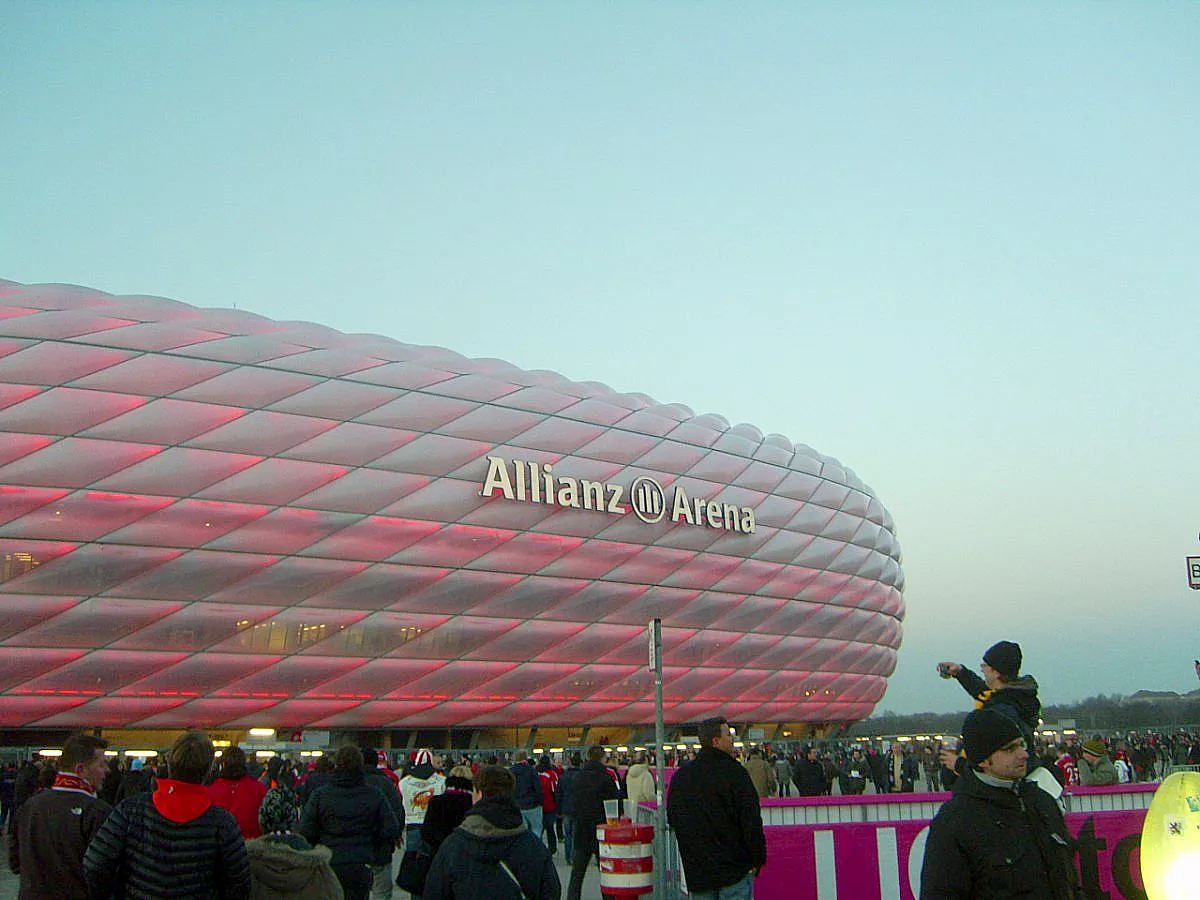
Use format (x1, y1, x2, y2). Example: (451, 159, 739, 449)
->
(481, 456, 757, 533)
(0, 278, 904, 731)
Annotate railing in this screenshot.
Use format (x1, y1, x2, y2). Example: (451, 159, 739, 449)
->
(645, 783, 1156, 900)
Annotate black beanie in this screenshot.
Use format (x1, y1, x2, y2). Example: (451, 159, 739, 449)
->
(962, 708, 1023, 766)
(983, 640, 1022, 678)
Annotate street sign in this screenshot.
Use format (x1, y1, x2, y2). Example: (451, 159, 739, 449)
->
(1189, 556, 1200, 590)
(648, 621, 657, 670)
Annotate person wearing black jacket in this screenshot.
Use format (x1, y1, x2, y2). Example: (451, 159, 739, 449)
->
(360, 743, 405, 898)
(509, 750, 543, 837)
(921, 709, 1081, 900)
(667, 717, 766, 897)
(937, 640, 1041, 775)
(565, 746, 618, 900)
(83, 731, 251, 900)
(554, 754, 583, 865)
(792, 746, 828, 797)
(423, 765, 560, 900)
(299, 745, 401, 900)
(10, 733, 112, 900)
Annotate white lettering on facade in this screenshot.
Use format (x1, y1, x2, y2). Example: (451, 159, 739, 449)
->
(481, 456, 755, 533)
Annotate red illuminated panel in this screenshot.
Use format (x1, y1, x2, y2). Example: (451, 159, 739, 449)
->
(104, 499, 272, 548)
(0, 485, 69, 526)
(106, 551, 279, 602)
(213, 656, 370, 699)
(269, 380, 396, 420)
(0, 697, 89, 726)
(3, 491, 174, 541)
(187, 410, 335, 456)
(300, 565, 450, 611)
(538, 582, 646, 623)
(370, 433, 491, 477)
(537, 540, 643, 580)
(387, 569, 523, 616)
(459, 664, 582, 702)
(310, 700, 440, 728)
(72, 354, 230, 395)
(462, 702, 574, 726)
(293, 470, 429, 516)
(9, 597, 184, 648)
(283, 422, 416, 468)
(173, 367, 319, 407)
(133, 699, 282, 728)
(83, 322, 227, 352)
(0, 343, 132, 383)
(462, 620, 587, 663)
(114, 653, 281, 697)
(108, 603, 281, 652)
(0, 438, 161, 488)
(301, 516, 441, 563)
(1, 310, 135, 340)
(384, 661, 517, 701)
(205, 557, 368, 606)
(206, 507, 356, 556)
(465, 532, 584, 575)
(299, 659, 445, 699)
(392, 524, 515, 569)
(0, 387, 145, 435)
(0, 594, 83, 641)
(466, 576, 589, 620)
(0, 434, 55, 468)
(12, 650, 186, 696)
(527, 664, 640, 701)
(0, 383, 43, 411)
(224, 699, 364, 727)
(552, 702, 639, 726)
(94, 447, 262, 495)
(0, 648, 88, 691)
(388, 702, 508, 726)
(385, 616, 520, 661)
(598, 586, 700, 626)
(0, 547, 176, 595)
(31, 697, 188, 727)
(206, 606, 371, 654)
(196, 459, 347, 505)
(83, 399, 246, 446)
(301, 611, 449, 656)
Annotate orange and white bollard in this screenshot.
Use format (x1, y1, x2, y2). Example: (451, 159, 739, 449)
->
(596, 821, 655, 899)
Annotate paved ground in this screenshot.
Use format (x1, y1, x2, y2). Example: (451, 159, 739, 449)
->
(0, 833, 599, 899)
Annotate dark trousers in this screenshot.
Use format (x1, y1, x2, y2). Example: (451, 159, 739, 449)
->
(542, 811, 558, 854)
(566, 846, 595, 900)
(333, 862, 373, 900)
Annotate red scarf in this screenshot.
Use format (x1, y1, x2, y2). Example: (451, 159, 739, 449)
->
(153, 779, 212, 824)
(53, 773, 96, 796)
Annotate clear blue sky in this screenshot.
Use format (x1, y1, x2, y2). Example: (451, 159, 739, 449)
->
(3, 2, 1197, 715)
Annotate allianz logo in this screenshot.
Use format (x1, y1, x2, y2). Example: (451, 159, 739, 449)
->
(480, 456, 756, 534)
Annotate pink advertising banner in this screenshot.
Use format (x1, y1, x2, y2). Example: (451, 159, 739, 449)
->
(750, 808, 1147, 900)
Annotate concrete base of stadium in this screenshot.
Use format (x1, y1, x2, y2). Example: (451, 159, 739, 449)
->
(0, 833, 601, 900)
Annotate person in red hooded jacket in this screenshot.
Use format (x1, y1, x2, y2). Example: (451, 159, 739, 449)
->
(207, 746, 268, 839)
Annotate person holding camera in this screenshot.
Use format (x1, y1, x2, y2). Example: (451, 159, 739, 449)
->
(937, 640, 1041, 774)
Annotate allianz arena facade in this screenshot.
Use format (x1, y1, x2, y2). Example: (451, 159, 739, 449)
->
(0, 279, 904, 733)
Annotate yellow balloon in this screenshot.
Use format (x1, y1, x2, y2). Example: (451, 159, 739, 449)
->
(1141, 771, 1200, 899)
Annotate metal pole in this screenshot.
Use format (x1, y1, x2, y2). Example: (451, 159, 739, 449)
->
(651, 617, 667, 899)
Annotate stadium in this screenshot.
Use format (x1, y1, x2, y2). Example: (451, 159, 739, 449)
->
(0, 279, 905, 748)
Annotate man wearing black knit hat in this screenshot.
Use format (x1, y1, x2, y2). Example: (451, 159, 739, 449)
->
(920, 709, 1081, 899)
(937, 640, 1041, 772)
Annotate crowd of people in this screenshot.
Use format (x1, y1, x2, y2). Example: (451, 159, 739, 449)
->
(5, 636, 1200, 899)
